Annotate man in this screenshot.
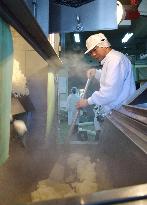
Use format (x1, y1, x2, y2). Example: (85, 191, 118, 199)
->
(67, 87, 80, 133)
(76, 33, 136, 114)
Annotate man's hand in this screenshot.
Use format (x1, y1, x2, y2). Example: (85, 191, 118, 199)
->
(87, 68, 96, 79)
(76, 99, 89, 109)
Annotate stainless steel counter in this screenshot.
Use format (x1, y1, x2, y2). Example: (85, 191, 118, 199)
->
(9, 86, 147, 205)
(27, 183, 147, 205)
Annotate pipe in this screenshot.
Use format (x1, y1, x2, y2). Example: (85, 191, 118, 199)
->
(32, 0, 37, 18)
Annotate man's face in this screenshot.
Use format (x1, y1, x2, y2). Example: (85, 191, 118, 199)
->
(89, 46, 107, 61)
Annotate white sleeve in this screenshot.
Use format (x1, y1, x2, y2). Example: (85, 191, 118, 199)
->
(88, 58, 126, 106)
(95, 69, 102, 81)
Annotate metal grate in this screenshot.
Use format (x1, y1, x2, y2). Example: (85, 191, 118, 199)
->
(54, 0, 95, 7)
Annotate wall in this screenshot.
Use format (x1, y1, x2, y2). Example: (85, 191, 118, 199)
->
(12, 28, 48, 77)
(12, 28, 56, 141)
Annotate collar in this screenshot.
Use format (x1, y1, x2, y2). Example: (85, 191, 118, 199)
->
(101, 49, 114, 65)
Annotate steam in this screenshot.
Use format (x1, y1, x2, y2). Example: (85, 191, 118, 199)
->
(60, 52, 90, 78)
(46, 52, 98, 80)
(47, 56, 62, 73)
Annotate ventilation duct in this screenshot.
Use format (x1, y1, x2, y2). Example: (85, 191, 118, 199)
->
(54, 0, 95, 7)
(49, 0, 118, 33)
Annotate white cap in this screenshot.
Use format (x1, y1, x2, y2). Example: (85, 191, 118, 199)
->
(85, 33, 111, 54)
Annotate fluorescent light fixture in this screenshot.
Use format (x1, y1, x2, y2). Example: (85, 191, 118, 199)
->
(122, 33, 133, 43)
(74, 33, 80, 43)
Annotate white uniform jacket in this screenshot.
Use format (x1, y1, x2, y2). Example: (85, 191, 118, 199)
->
(88, 49, 136, 113)
(67, 93, 80, 125)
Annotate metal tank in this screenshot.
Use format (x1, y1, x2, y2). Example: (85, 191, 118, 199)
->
(0, 83, 147, 205)
(27, 84, 147, 204)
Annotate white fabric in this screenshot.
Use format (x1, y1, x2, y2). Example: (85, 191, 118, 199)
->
(88, 49, 136, 113)
(93, 106, 101, 131)
(85, 33, 111, 54)
(13, 120, 27, 136)
(67, 93, 80, 125)
(95, 69, 102, 81)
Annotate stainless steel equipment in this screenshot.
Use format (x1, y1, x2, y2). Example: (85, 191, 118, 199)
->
(28, 183, 147, 205)
(27, 85, 147, 204)
(1, 85, 147, 205)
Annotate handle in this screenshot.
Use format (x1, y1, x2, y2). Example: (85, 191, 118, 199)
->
(81, 78, 91, 99)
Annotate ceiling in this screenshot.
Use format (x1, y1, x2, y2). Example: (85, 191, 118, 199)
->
(54, 0, 141, 7)
(54, 0, 95, 7)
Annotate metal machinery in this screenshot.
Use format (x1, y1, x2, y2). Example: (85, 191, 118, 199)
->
(0, 1, 147, 204)
(26, 86, 147, 205)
